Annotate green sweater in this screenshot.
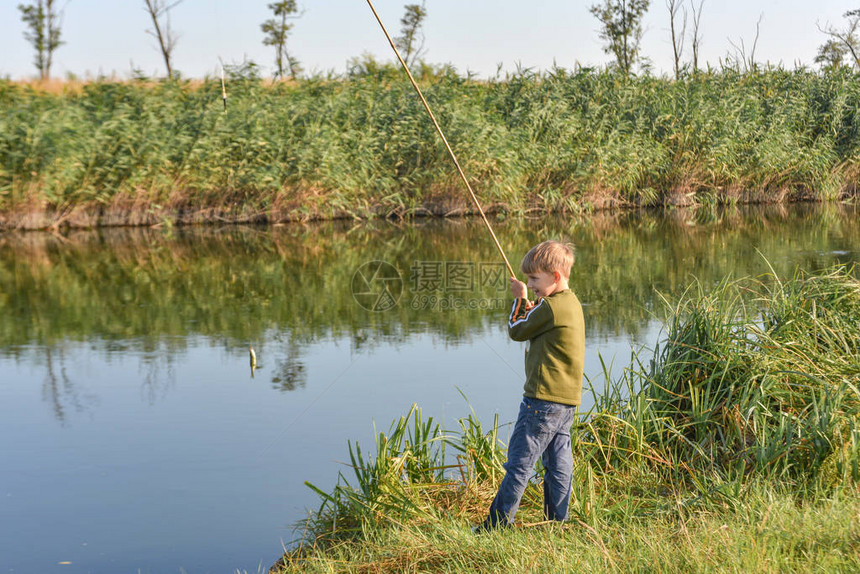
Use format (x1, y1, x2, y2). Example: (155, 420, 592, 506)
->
(508, 289, 585, 406)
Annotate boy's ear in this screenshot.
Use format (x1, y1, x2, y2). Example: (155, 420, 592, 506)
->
(554, 270, 561, 282)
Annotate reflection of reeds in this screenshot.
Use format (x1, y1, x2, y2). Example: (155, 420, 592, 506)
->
(1, 68, 859, 228)
(0, 205, 857, 353)
(277, 267, 860, 572)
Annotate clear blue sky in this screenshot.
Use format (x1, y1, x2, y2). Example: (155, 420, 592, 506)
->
(1, 1, 857, 80)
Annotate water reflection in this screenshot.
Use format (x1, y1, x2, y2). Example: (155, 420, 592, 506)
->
(139, 345, 180, 405)
(270, 344, 307, 392)
(40, 346, 87, 425)
(1, 203, 858, 420)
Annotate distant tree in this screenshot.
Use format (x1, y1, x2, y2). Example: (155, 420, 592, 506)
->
(817, 10, 860, 70)
(589, 0, 651, 76)
(395, 2, 427, 67)
(143, 0, 185, 78)
(666, 0, 687, 79)
(17, 0, 65, 80)
(815, 39, 851, 72)
(261, 1, 302, 79)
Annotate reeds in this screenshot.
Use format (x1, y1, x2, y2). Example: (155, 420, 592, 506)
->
(2, 67, 859, 228)
(590, 265, 860, 486)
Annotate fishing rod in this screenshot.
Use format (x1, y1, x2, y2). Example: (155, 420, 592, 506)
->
(364, 0, 516, 279)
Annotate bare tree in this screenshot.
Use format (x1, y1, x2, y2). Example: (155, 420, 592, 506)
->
(727, 12, 762, 73)
(667, 0, 687, 78)
(689, 0, 704, 72)
(18, 0, 66, 80)
(143, 0, 185, 78)
(817, 10, 860, 70)
(395, 2, 428, 67)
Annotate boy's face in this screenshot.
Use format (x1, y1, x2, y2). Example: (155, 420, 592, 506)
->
(525, 270, 562, 299)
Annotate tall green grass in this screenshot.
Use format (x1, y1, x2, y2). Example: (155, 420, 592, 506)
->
(275, 266, 860, 572)
(1, 67, 859, 228)
(579, 267, 860, 501)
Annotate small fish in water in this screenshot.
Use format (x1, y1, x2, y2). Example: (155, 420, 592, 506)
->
(249, 346, 257, 378)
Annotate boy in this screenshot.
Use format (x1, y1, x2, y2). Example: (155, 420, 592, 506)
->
(477, 240, 585, 531)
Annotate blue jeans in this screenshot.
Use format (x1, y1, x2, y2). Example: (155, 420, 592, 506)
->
(484, 397, 576, 528)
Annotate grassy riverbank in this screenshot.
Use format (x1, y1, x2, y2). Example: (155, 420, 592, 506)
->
(273, 266, 860, 573)
(2, 67, 859, 229)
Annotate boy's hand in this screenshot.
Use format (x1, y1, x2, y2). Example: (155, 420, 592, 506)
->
(510, 277, 528, 299)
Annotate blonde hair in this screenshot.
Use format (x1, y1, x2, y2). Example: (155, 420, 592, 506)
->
(521, 240, 575, 278)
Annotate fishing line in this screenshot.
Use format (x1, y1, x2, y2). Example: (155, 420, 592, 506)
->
(478, 336, 523, 380)
(365, 0, 516, 279)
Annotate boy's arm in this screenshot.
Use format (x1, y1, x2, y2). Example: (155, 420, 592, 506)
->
(508, 296, 554, 341)
(507, 277, 555, 341)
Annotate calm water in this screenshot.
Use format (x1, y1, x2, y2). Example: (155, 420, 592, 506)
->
(1, 205, 858, 573)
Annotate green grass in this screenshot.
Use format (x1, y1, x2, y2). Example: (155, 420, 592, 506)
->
(277, 489, 859, 573)
(1, 66, 859, 228)
(273, 266, 860, 573)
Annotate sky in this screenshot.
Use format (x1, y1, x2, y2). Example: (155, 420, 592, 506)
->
(1, 1, 858, 80)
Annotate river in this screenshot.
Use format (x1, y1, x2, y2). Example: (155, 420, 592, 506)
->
(1, 204, 857, 573)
